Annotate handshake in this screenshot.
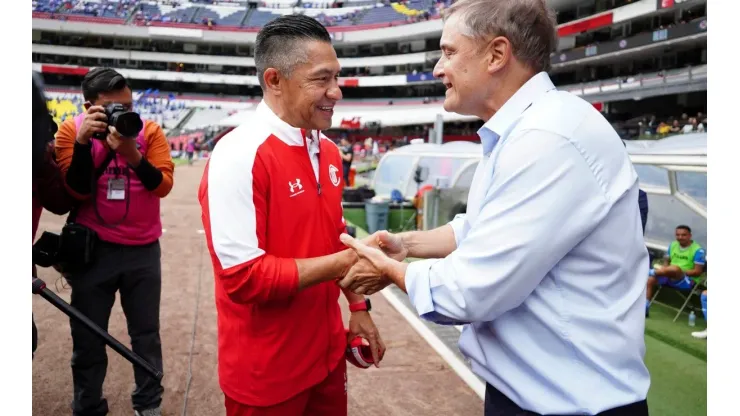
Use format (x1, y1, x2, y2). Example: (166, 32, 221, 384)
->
(338, 231, 410, 295)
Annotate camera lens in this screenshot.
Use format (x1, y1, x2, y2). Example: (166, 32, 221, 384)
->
(113, 112, 144, 138)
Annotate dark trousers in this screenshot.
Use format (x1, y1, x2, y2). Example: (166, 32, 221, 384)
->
(484, 383, 648, 416)
(343, 166, 351, 188)
(67, 240, 164, 416)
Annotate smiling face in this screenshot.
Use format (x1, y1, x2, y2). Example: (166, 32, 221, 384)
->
(266, 40, 342, 131)
(433, 15, 496, 117)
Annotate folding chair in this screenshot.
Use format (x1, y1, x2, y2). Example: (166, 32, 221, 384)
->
(671, 275, 707, 322)
(648, 265, 707, 322)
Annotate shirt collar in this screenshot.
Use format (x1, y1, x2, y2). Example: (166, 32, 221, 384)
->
(256, 100, 307, 147)
(477, 72, 556, 154)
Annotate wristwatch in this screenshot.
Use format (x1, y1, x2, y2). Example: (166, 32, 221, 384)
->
(349, 298, 372, 313)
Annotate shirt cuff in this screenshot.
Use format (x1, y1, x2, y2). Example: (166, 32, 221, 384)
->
(405, 259, 438, 317)
(448, 214, 466, 247)
(130, 156, 164, 191)
(405, 258, 472, 326)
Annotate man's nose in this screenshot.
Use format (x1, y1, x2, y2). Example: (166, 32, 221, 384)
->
(327, 85, 342, 101)
(433, 58, 445, 79)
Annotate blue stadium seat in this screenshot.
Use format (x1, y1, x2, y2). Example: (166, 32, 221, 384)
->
(194, 6, 247, 26)
(356, 5, 405, 25)
(246, 10, 280, 27)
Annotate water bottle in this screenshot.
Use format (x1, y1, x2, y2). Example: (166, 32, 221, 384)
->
(688, 311, 696, 327)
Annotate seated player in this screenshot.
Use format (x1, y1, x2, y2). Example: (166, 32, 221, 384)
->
(646, 225, 705, 316)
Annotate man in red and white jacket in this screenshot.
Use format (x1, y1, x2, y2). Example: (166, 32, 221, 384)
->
(199, 15, 385, 416)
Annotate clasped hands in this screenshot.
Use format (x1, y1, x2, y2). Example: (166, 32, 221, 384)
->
(338, 231, 408, 295)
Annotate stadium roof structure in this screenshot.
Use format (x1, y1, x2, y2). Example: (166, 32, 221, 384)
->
(216, 104, 479, 129)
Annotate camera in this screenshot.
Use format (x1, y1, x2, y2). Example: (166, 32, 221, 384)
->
(92, 103, 144, 140)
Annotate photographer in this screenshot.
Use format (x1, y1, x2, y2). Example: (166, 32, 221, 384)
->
(54, 68, 174, 416)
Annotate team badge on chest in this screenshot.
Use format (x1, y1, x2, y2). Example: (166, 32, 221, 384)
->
(329, 164, 341, 187)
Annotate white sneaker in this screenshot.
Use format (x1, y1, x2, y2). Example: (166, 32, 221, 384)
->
(135, 407, 161, 416)
(691, 329, 707, 339)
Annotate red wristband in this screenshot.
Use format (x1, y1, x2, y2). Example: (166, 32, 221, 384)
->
(349, 299, 370, 312)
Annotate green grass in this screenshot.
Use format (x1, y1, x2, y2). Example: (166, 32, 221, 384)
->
(646, 303, 707, 361)
(173, 158, 191, 166)
(645, 335, 707, 416)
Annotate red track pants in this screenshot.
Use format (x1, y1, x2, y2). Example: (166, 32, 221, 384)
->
(224, 358, 347, 416)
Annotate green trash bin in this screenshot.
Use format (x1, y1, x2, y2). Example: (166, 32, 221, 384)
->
(365, 199, 390, 233)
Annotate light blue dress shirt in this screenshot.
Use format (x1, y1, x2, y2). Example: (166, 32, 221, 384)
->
(405, 72, 651, 414)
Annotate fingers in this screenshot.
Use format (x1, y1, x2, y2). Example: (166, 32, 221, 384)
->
(361, 234, 380, 247)
(366, 330, 381, 368)
(89, 121, 109, 132)
(377, 230, 400, 251)
(340, 233, 376, 262)
(376, 333, 386, 362)
(340, 233, 360, 250)
(87, 105, 105, 114)
(337, 271, 356, 290)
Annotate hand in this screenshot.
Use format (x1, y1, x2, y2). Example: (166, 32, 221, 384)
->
(75, 105, 108, 145)
(342, 259, 392, 295)
(373, 230, 408, 261)
(106, 126, 142, 166)
(336, 232, 388, 279)
(347, 310, 385, 367)
(339, 234, 399, 295)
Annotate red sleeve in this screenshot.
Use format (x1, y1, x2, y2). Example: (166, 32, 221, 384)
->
(199, 140, 299, 305)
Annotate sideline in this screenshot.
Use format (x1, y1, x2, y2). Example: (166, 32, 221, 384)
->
(379, 287, 486, 400)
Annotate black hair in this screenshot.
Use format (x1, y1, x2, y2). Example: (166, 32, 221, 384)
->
(676, 225, 692, 234)
(254, 15, 332, 89)
(81, 67, 129, 102)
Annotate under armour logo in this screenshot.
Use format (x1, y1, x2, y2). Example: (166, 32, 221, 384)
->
(289, 179, 302, 193)
(289, 179, 304, 197)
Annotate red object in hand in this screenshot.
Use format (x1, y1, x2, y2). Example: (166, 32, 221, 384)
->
(345, 331, 375, 369)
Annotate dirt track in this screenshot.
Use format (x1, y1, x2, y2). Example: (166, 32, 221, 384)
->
(32, 161, 483, 416)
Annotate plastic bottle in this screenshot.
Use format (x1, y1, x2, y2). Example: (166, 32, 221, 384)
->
(688, 311, 696, 327)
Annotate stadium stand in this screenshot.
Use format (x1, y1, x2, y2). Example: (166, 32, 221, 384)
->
(33, 0, 449, 28)
(47, 97, 81, 125)
(45, 90, 193, 134)
(179, 107, 231, 131)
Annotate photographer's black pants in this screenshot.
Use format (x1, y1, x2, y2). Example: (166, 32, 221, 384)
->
(67, 240, 164, 416)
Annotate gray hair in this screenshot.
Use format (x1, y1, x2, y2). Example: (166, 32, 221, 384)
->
(254, 14, 332, 89)
(444, 0, 558, 73)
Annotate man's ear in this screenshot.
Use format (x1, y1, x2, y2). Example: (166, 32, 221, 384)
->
(83, 101, 92, 110)
(486, 36, 511, 74)
(263, 68, 282, 96)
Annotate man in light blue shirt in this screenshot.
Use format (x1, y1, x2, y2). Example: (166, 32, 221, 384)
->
(338, 0, 651, 414)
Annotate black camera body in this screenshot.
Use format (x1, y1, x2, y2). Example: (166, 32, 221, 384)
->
(92, 103, 144, 140)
